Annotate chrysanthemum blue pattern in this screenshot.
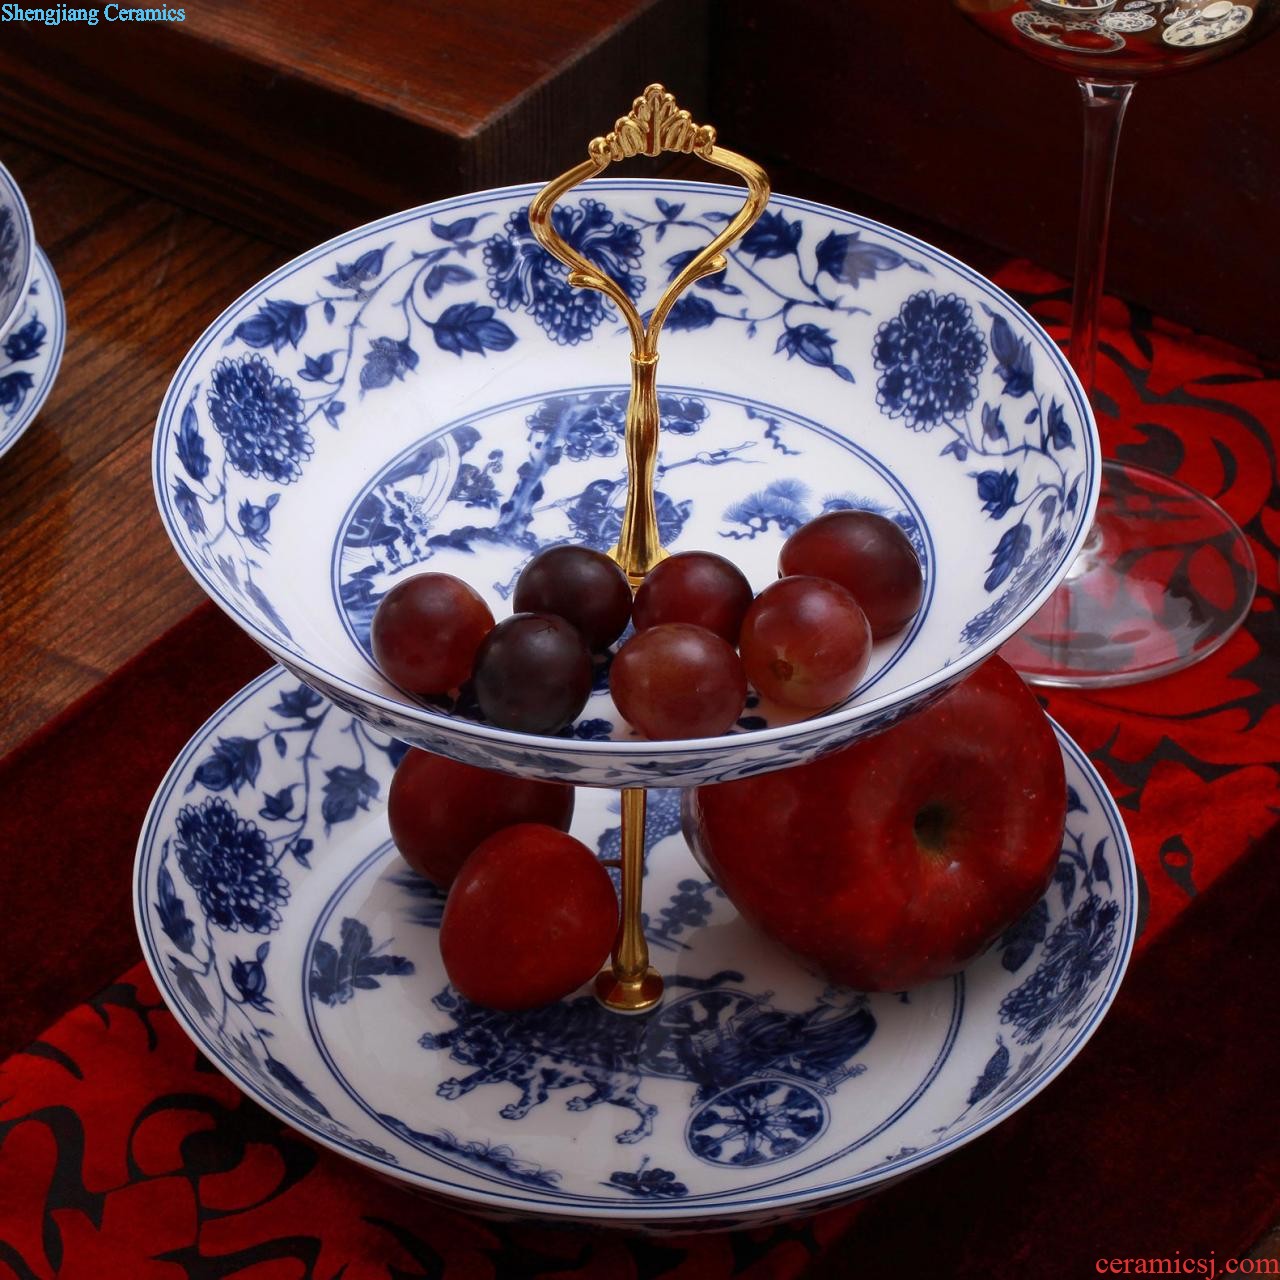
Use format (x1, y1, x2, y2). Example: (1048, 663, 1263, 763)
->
(157, 683, 410, 1157)
(208, 354, 313, 484)
(873, 291, 987, 429)
(175, 796, 290, 934)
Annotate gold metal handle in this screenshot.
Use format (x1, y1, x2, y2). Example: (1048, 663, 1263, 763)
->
(529, 83, 771, 584)
(531, 86, 770, 1014)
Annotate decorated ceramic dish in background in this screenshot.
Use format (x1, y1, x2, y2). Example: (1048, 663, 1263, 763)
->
(0, 248, 67, 460)
(134, 666, 1136, 1230)
(153, 180, 1100, 787)
(0, 159, 35, 344)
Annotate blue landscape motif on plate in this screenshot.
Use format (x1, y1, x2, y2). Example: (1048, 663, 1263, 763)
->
(413, 976, 873, 1168)
(138, 666, 1134, 1224)
(330, 384, 930, 744)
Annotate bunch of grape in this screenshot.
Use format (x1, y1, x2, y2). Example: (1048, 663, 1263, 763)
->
(371, 545, 630, 736)
(615, 509, 923, 737)
(375, 512, 924, 1010)
(370, 510, 924, 743)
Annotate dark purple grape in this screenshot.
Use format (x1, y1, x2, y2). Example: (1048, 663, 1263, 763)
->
(611, 623, 747, 740)
(472, 612, 593, 734)
(513, 545, 633, 650)
(633, 551, 754, 645)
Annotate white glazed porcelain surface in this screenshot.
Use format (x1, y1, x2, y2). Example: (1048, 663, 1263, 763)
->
(135, 666, 1136, 1231)
(153, 181, 1099, 786)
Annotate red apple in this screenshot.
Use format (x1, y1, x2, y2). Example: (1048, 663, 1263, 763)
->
(682, 656, 1067, 990)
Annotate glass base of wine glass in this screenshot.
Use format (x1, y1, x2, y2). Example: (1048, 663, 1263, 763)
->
(1002, 460, 1257, 687)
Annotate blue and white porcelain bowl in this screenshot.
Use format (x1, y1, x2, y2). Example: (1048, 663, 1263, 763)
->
(0, 247, 68, 460)
(135, 666, 1137, 1230)
(153, 181, 1100, 787)
(0, 160, 36, 344)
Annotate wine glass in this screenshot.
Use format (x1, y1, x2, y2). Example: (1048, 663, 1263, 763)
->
(953, 0, 1275, 686)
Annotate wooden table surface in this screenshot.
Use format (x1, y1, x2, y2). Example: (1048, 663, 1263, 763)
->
(0, 136, 284, 758)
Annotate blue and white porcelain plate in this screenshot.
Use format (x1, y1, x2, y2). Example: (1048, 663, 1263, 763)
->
(135, 666, 1136, 1230)
(0, 160, 35, 343)
(153, 180, 1100, 788)
(0, 247, 66, 461)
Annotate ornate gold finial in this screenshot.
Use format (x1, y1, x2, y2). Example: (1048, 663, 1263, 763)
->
(587, 83, 717, 164)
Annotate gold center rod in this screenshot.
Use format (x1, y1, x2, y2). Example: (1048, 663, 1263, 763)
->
(593, 787, 663, 1013)
(530, 85, 771, 1012)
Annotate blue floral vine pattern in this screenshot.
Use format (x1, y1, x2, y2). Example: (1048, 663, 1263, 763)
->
(0, 304, 46, 425)
(168, 217, 516, 643)
(166, 193, 936, 648)
(926, 785, 1122, 1147)
(155, 682, 408, 1157)
(870, 295, 1083, 647)
(632, 199, 930, 381)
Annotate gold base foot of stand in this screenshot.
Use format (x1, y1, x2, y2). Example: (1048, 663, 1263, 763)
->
(594, 964, 664, 1014)
(594, 786, 665, 1013)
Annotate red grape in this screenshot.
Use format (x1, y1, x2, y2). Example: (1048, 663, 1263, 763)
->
(472, 612, 592, 734)
(780, 511, 923, 640)
(440, 824, 619, 1010)
(611, 623, 747, 740)
(632, 551, 754, 645)
(739, 576, 871, 711)
(513, 545, 632, 650)
(371, 572, 494, 695)
(388, 748, 575, 887)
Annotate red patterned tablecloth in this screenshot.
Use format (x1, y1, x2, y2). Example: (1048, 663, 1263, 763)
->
(1, 263, 1278, 1278)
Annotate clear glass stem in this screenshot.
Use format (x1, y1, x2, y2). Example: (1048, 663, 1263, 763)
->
(1003, 79, 1257, 687)
(1068, 79, 1134, 400)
